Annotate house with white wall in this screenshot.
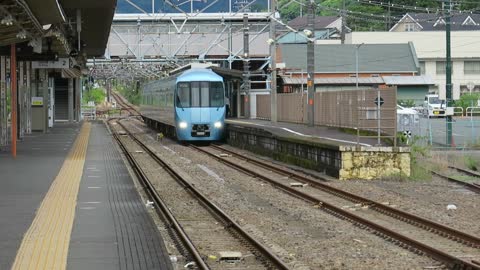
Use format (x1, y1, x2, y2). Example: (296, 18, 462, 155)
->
(344, 31, 480, 101)
(389, 13, 480, 32)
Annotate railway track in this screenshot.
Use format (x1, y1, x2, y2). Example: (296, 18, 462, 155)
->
(191, 144, 480, 269)
(429, 165, 480, 194)
(111, 91, 480, 268)
(111, 119, 290, 270)
(111, 92, 140, 116)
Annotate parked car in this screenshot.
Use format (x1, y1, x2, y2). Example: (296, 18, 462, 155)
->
(423, 94, 445, 118)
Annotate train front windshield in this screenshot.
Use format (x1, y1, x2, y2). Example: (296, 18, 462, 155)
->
(176, 82, 224, 108)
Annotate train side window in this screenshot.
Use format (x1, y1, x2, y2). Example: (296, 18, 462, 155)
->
(176, 82, 190, 108)
(210, 82, 224, 107)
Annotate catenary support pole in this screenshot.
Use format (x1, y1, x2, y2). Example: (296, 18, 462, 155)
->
(270, 0, 277, 123)
(243, 13, 250, 118)
(307, 0, 315, 126)
(445, 0, 453, 146)
(11, 44, 17, 158)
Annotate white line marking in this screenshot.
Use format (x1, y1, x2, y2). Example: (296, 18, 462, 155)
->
(80, 201, 102, 204)
(281, 128, 372, 147)
(196, 164, 224, 182)
(228, 120, 371, 146)
(79, 207, 96, 210)
(87, 186, 102, 189)
(87, 175, 101, 178)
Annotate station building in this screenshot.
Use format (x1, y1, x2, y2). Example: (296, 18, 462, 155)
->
(0, 0, 116, 149)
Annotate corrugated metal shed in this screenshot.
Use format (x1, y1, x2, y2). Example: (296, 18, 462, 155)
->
(383, 75, 435, 85)
(279, 43, 419, 73)
(281, 76, 384, 85)
(351, 31, 480, 59)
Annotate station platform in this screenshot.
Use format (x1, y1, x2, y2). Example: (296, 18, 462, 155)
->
(142, 112, 381, 147)
(0, 121, 172, 270)
(226, 118, 382, 147)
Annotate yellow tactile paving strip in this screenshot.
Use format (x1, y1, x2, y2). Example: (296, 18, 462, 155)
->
(12, 122, 91, 270)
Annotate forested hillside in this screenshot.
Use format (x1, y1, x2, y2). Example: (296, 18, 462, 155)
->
(116, 0, 480, 31)
(279, 0, 480, 31)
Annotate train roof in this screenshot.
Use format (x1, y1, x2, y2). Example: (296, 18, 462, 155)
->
(177, 68, 223, 82)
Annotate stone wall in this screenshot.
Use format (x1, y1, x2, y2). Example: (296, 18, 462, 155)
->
(227, 125, 342, 177)
(227, 125, 411, 180)
(339, 146, 411, 180)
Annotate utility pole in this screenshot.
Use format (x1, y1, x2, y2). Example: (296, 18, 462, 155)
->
(388, 1, 391, 30)
(11, 44, 17, 158)
(307, 0, 315, 126)
(341, 0, 346, 44)
(243, 13, 250, 118)
(445, 0, 453, 146)
(270, 0, 277, 122)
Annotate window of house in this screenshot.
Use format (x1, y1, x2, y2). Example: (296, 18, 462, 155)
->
(436, 61, 453, 75)
(464, 61, 480, 74)
(371, 74, 380, 77)
(405, 23, 415, 32)
(420, 61, 426, 75)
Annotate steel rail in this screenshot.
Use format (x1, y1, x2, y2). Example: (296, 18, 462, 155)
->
(444, 166, 480, 194)
(108, 119, 209, 269)
(191, 144, 480, 270)
(112, 92, 140, 116)
(116, 121, 291, 270)
(208, 144, 480, 247)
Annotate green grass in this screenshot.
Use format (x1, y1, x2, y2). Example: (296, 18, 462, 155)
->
(464, 155, 479, 171)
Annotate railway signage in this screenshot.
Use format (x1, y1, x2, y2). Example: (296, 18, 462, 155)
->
(31, 97, 43, 106)
(374, 97, 384, 106)
(32, 58, 69, 69)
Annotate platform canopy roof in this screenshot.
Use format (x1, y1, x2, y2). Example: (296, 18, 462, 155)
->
(0, 0, 116, 59)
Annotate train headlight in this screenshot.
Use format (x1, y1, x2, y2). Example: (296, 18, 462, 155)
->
(214, 121, 222, 128)
(179, 122, 188, 129)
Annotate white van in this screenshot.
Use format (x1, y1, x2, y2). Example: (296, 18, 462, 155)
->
(423, 94, 445, 118)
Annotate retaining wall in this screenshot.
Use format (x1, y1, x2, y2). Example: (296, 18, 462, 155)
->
(227, 124, 411, 180)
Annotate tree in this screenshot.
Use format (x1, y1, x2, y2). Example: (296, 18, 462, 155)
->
(278, 0, 303, 21)
(83, 87, 106, 105)
(277, 0, 478, 32)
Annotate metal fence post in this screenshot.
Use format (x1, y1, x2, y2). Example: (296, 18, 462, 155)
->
(377, 90, 381, 146)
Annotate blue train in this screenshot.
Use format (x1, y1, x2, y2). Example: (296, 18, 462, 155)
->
(141, 68, 226, 141)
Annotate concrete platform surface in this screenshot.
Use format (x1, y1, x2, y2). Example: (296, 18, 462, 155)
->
(0, 123, 81, 270)
(0, 121, 173, 270)
(68, 121, 172, 270)
(226, 118, 385, 147)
